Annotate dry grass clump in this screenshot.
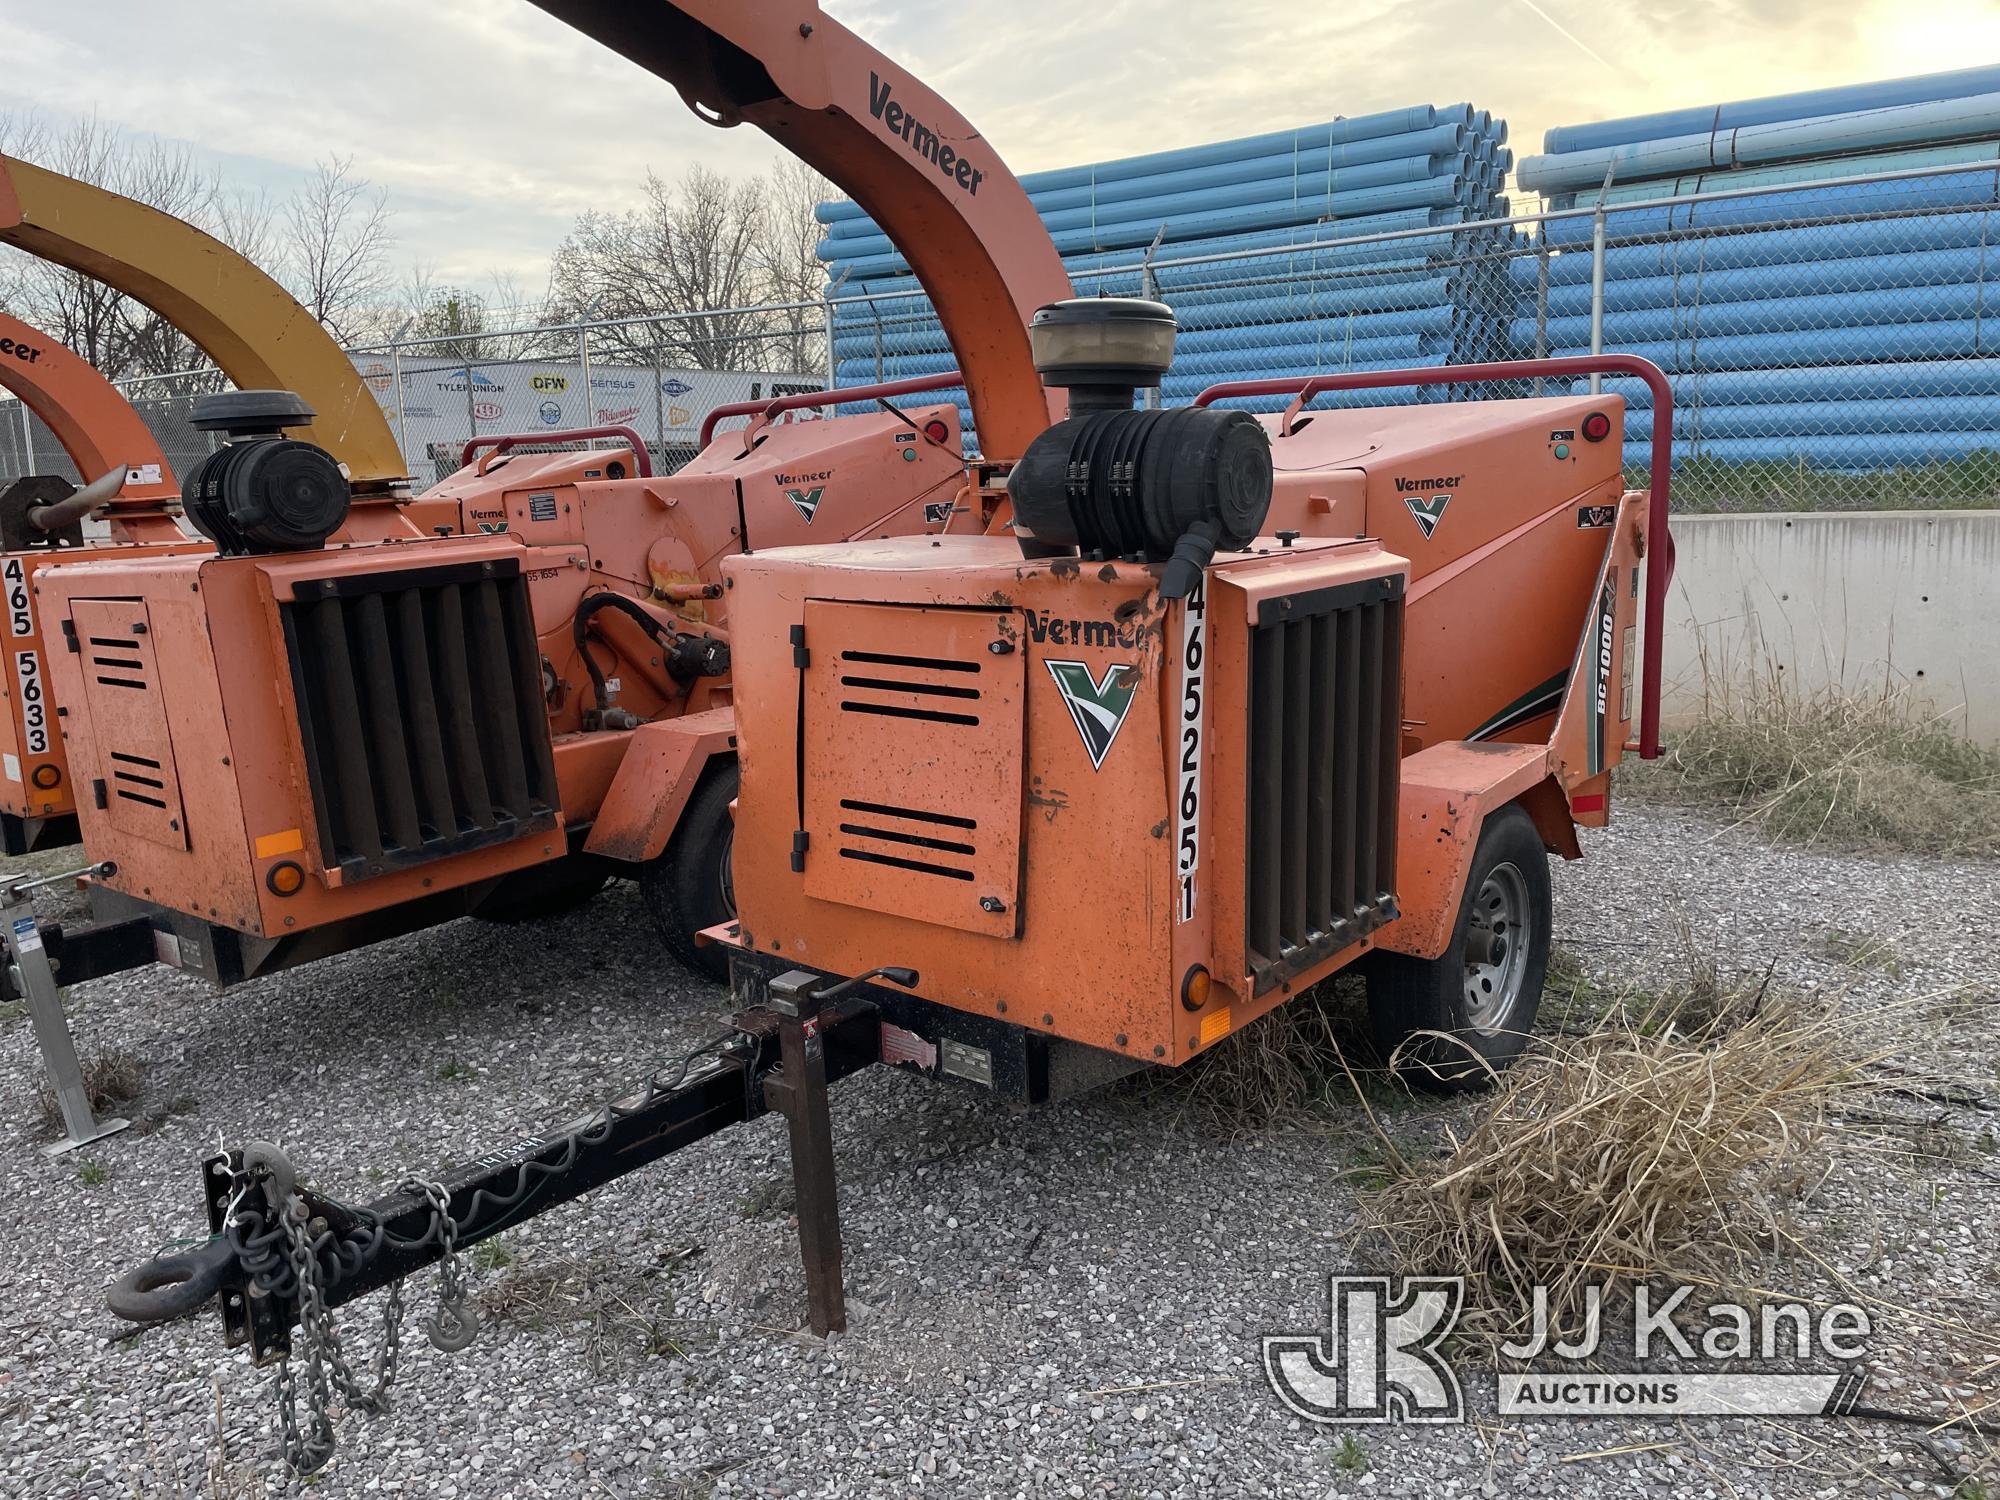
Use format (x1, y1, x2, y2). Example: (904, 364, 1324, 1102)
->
(1355, 967, 1880, 1345)
(1125, 976, 1381, 1130)
(1632, 669, 2000, 858)
(34, 1046, 144, 1135)
(477, 1247, 705, 1371)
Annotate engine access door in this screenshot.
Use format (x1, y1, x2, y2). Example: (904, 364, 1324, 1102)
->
(801, 601, 1023, 938)
(67, 598, 190, 851)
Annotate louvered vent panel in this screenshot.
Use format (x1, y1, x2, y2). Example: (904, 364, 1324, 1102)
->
(279, 560, 557, 882)
(1244, 576, 1404, 994)
(801, 602, 1023, 937)
(67, 598, 189, 851)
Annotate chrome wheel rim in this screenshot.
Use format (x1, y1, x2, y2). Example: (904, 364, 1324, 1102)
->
(1462, 861, 1531, 1035)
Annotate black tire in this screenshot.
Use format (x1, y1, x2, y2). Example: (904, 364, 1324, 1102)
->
(641, 760, 737, 981)
(469, 858, 610, 923)
(1367, 803, 1551, 1091)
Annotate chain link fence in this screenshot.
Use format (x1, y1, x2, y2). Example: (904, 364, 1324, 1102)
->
(346, 310, 827, 487)
(828, 157, 2000, 513)
(2, 158, 1993, 514)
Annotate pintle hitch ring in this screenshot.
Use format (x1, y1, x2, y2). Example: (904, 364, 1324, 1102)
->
(106, 1239, 234, 1323)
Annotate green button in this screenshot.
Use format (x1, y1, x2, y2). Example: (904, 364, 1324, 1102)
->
(1553, 442, 1570, 459)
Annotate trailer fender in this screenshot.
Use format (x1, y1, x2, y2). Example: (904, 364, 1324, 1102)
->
(582, 708, 737, 865)
(1376, 741, 1571, 961)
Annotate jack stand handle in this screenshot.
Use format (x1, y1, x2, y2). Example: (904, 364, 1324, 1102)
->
(2, 859, 115, 899)
(762, 970, 862, 1337)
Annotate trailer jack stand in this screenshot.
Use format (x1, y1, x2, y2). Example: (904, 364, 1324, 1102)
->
(4, 867, 129, 1155)
(763, 970, 849, 1336)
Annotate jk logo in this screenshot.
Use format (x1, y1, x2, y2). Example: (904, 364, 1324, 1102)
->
(786, 486, 824, 522)
(1045, 659, 1138, 770)
(1263, 1275, 1465, 1424)
(1403, 493, 1451, 540)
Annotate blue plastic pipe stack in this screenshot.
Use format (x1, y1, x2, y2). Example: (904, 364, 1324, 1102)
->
(817, 104, 1514, 438)
(1513, 65, 2000, 469)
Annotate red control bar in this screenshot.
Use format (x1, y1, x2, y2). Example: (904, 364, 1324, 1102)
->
(1195, 355, 1676, 759)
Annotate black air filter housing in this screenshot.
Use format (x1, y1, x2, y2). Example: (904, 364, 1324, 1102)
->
(1007, 298, 1273, 598)
(184, 390, 351, 555)
(1007, 405, 1272, 562)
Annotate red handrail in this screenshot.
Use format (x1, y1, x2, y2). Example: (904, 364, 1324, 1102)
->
(1194, 355, 1676, 759)
(698, 371, 966, 448)
(459, 424, 653, 478)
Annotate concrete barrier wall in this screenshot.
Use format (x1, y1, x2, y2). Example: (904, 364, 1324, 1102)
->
(1660, 510, 2000, 743)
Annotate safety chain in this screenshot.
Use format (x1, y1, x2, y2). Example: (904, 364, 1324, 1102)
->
(406, 1177, 479, 1354)
(221, 1032, 748, 1473)
(246, 1171, 472, 1474)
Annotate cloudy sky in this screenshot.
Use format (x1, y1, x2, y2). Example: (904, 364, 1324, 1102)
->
(5, 0, 1996, 310)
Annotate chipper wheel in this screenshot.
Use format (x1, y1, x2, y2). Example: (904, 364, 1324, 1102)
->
(641, 760, 737, 983)
(1367, 803, 1551, 1091)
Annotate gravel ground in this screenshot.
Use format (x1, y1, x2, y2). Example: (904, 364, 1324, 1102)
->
(1, 804, 1995, 1499)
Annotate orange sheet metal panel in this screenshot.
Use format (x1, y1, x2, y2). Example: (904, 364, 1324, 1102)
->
(727, 538, 1172, 1057)
(801, 600, 1023, 938)
(0, 541, 208, 824)
(725, 534, 1409, 1065)
(583, 707, 739, 864)
(39, 539, 561, 939)
(1375, 740, 1551, 961)
(67, 599, 189, 850)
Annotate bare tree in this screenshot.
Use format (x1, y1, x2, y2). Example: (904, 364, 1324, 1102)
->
(0, 115, 393, 380)
(285, 156, 395, 344)
(750, 158, 832, 376)
(0, 111, 231, 377)
(547, 164, 770, 369)
(409, 283, 493, 364)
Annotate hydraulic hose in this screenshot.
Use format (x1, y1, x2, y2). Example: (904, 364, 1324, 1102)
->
(573, 592, 677, 712)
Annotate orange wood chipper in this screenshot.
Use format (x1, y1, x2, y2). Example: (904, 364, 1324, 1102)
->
(0, 154, 451, 863)
(0, 152, 970, 987)
(102, 0, 1674, 1471)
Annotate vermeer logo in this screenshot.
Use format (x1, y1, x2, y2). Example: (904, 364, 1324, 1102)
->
(1023, 610, 1150, 649)
(1404, 494, 1451, 540)
(785, 487, 824, 523)
(1045, 660, 1138, 770)
(868, 73, 987, 195)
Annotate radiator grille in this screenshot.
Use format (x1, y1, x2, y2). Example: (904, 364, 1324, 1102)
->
(1244, 576, 1404, 994)
(280, 559, 557, 882)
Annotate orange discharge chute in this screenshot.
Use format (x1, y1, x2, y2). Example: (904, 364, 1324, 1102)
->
(527, 0, 1073, 463)
(0, 311, 178, 505)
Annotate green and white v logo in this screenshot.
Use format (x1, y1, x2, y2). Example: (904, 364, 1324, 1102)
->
(1045, 659, 1138, 770)
(1404, 493, 1450, 540)
(786, 486, 824, 522)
